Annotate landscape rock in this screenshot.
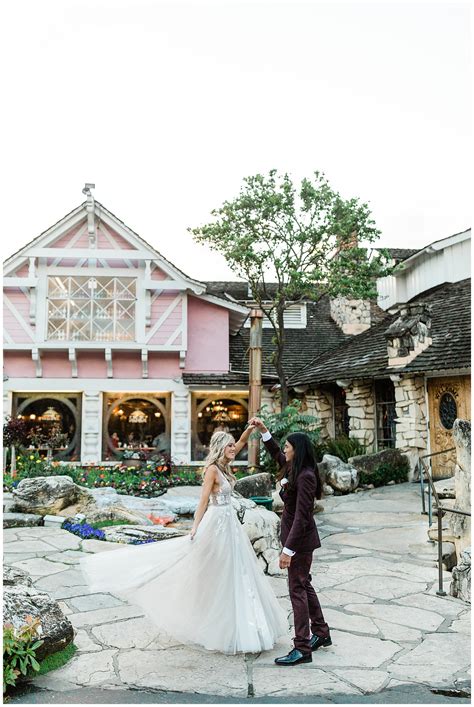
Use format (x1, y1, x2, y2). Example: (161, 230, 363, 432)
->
(3, 567, 74, 661)
(428, 477, 456, 499)
(450, 547, 471, 603)
(234, 472, 272, 499)
(103, 525, 186, 543)
(3, 566, 33, 587)
(12, 476, 93, 516)
(318, 455, 359, 494)
(449, 419, 471, 556)
(232, 495, 283, 576)
(349, 448, 409, 478)
(3, 512, 44, 529)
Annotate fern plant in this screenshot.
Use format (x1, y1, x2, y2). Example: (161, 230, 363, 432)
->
(255, 400, 320, 477)
(321, 435, 366, 463)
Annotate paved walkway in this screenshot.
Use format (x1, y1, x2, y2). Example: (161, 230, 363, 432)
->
(4, 483, 471, 701)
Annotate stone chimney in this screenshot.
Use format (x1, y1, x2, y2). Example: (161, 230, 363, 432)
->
(330, 297, 371, 335)
(385, 303, 432, 367)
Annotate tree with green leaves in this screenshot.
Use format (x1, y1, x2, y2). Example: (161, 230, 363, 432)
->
(190, 170, 393, 407)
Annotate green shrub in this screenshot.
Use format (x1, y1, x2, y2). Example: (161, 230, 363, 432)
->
(321, 435, 366, 463)
(256, 400, 320, 476)
(3, 617, 43, 694)
(359, 457, 410, 487)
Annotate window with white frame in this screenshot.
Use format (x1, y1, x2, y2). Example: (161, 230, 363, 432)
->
(47, 276, 136, 342)
(243, 303, 307, 329)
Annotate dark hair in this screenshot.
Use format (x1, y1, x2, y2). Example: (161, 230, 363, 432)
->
(280, 432, 322, 500)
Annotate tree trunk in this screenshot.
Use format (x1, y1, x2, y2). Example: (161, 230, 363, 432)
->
(10, 445, 16, 478)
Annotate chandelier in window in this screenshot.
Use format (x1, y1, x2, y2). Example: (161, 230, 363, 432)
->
(40, 407, 62, 422)
(128, 409, 148, 424)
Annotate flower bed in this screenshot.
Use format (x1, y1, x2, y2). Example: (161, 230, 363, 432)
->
(3, 455, 245, 497)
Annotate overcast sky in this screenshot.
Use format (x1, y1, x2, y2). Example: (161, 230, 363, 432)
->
(2, 0, 470, 280)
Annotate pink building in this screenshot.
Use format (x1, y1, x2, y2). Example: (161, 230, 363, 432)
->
(3, 187, 250, 465)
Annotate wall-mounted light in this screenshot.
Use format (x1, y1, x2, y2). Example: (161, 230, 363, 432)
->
(154, 412, 161, 418)
(29, 414, 36, 420)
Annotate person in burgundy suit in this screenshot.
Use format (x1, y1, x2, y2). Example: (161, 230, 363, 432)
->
(250, 416, 331, 666)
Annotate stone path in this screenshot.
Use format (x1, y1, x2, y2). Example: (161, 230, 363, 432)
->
(3, 483, 471, 700)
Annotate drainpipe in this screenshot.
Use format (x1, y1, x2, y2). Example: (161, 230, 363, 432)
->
(248, 309, 263, 471)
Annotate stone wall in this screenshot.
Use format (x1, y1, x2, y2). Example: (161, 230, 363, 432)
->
(344, 380, 375, 451)
(330, 298, 371, 335)
(393, 375, 428, 476)
(305, 390, 334, 441)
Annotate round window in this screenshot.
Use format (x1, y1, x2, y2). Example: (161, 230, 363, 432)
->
(439, 393, 458, 430)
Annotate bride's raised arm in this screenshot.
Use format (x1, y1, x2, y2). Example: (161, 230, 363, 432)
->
(190, 464, 218, 539)
(234, 424, 255, 455)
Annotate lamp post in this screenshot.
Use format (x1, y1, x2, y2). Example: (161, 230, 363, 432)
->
(248, 309, 263, 471)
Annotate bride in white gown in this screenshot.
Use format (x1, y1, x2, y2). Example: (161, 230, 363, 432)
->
(80, 427, 288, 655)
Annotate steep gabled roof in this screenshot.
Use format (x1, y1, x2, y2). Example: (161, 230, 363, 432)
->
(290, 278, 471, 385)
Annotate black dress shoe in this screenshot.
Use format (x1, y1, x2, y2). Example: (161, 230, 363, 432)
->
(274, 648, 312, 666)
(310, 633, 332, 651)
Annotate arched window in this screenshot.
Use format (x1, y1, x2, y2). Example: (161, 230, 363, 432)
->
(103, 394, 170, 460)
(191, 395, 249, 461)
(14, 394, 81, 461)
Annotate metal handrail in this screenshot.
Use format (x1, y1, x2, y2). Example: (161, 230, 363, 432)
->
(418, 448, 456, 520)
(419, 456, 471, 596)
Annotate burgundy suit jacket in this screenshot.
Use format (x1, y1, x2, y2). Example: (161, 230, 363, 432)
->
(264, 436, 321, 554)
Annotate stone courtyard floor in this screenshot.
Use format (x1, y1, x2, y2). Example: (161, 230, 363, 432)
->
(4, 482, 471, 703)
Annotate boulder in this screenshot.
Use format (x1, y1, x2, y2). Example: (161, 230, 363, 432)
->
(449, 420, 471, 557)
(103, 524, 185, 543)
(450, 547, 471, 603)
(3, 512, 43, 529)
(11, 476, 93, 516)
(4, 566, 33, 587)
(231, 495, 283, 576)
(348, 448, 409, 477)
(80, 487, 183, 523)
(428, 477, 456, 499)
(3, 567, 74, 661)
(318, 455, 359, 494)
(234, 472, 272, 499)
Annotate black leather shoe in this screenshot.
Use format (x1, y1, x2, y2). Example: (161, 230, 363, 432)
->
(274, 648, 312, 666)
(310, 633, 332, 651)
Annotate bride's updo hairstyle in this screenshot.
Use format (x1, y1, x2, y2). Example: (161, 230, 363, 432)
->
(203, 431, 236, 483)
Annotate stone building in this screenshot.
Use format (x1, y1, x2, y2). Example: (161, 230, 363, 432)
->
(290, 231, 471, 477)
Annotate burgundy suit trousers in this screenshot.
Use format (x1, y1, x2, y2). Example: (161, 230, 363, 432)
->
(288, 552, 329, 654)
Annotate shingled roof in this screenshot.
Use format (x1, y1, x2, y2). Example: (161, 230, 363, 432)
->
(290, 278, 471, 386)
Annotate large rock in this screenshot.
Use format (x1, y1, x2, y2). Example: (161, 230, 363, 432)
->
(3, 567, 74, 661)
(3, 512, 44, 528)
(12, 476, 93, 516)
(80, 487, 183, 524)
(449, 420, 471, 557)
(4, 566, 33, 587)
(234, 472, 272, 499)
(450, 547, 471, 603)
(349, 448, 409, 477)
(428, 477, 456, 499)
(231, 495, 283, 576)
(318, 455, 359, 494)
(103, 524, 186, 543)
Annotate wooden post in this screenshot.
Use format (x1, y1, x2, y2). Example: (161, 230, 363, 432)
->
(248, 309, 263, 471)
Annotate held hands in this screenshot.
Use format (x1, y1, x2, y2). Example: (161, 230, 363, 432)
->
(248, 417, 268, 433)
(279, 552, 292, 570)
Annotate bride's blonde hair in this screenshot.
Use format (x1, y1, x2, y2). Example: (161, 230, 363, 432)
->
(203, 431, 236, 483)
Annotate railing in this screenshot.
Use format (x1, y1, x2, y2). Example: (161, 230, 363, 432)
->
(417, 451, 471, 596)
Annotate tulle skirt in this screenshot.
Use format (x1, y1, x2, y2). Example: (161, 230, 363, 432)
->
(80, 503, 288, 654)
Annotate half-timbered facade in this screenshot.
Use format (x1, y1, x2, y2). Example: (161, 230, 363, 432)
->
(3, 187, 250, 464)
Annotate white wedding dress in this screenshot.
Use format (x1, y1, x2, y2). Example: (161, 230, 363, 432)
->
(80, 468, 288, 654)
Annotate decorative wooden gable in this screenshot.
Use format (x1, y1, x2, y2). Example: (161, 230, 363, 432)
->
(3, 185, 209, 377)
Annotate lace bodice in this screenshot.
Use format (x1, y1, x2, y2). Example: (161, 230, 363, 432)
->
(209, 466, 233, 506)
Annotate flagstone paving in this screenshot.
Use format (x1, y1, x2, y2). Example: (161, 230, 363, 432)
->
(3, 482, 471, 700)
